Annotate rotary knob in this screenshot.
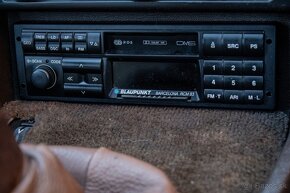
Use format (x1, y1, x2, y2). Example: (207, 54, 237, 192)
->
(31, 65, 57, 90)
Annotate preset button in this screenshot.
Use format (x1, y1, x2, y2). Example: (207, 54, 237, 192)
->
(243, 76, 263, 90)
(224, 76, 243, 89)
(204, 75, 224, 89)
(243, 61, 264, 75)
(224, 60, 243, 75)
(203, 60, 223, 74)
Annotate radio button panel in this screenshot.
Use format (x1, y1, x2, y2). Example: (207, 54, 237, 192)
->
(14, 25, 275, 109)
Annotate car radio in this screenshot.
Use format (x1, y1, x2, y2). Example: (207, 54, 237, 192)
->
(14, 24, 276, 109)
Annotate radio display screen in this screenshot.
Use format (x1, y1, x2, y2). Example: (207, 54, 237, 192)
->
(105, 33, 198, 56)
(113, 61, 198, 91)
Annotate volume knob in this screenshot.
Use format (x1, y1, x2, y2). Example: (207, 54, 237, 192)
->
(31, 65, 57, 89)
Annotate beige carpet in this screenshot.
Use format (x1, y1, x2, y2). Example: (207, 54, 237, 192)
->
(2, 101, 289, 193)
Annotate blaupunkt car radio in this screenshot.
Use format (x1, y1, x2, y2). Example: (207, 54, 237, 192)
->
(14, 25, 276, 109)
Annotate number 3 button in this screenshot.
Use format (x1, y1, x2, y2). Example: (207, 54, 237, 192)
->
(243, 61, 264, 75)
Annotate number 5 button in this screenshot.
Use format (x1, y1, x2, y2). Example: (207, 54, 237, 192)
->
(224, 76, 243, 89)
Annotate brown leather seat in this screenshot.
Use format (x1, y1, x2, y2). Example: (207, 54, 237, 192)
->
(0, 112, 177, 193)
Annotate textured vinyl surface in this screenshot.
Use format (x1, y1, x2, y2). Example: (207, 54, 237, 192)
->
(2, 101, 289, 193)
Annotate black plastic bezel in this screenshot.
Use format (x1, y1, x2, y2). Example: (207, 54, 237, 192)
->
(14, 24, 276, 110)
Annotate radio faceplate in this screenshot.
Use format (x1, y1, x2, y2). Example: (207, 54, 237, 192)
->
(14, 25, 276, 109)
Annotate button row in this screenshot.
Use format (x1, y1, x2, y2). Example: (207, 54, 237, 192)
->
(203, 33, 264, 56)
(34, 32, 87, 42)
(64, 73, 102, 84)
(203, 60, 263, 75)
(22, 32, 101, 53)
(204, 75, 263, 90)
(204, 89, 263, 104)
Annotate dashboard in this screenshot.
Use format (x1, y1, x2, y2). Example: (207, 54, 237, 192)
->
(0, 2, 290, 193)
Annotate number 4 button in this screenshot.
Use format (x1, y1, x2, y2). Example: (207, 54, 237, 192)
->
(204, 75, 224, 89)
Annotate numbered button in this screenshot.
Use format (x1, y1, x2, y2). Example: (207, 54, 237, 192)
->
(243, 76, 263, 90)
(203, 60, 223, 74)
(224, 60, 242, 75)
(224, 76, 243, 89)
(204, 75, 224, 89)
(243, 61, 263, 75)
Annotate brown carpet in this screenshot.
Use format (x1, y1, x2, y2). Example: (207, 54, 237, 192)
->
(1, 101, 289, 193)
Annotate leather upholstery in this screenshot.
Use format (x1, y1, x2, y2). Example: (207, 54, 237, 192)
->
(13, 145, 84, 193)
(0, 112, 23, 193)
(50, 146, 177, 193)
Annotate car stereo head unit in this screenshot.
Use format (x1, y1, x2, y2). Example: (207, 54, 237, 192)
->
(13, 25, 276, 109)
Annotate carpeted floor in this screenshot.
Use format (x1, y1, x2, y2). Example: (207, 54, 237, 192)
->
(1, 101, 289, 193)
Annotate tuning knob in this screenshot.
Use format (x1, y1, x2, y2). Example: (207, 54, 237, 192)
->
(31, 65, 57, 89)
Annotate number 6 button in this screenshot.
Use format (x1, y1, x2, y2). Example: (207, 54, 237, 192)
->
(243, 76, 263, 90)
